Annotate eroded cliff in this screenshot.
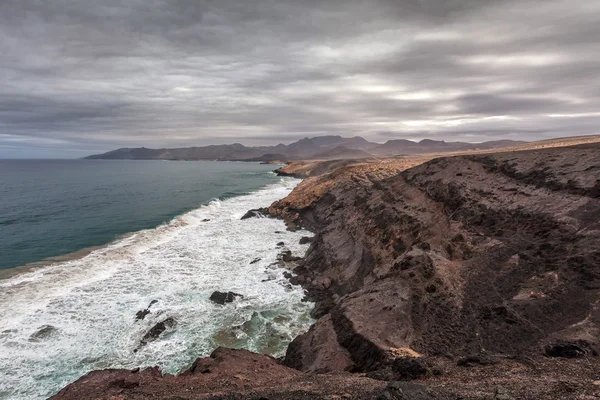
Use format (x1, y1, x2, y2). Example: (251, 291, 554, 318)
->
(52, 143, 600, 399)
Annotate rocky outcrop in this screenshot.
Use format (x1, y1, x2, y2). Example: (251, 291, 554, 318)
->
(136, 317, 177, 351)
(241, 208, 267, 220)
(29, 325, 58, 342)
(135, 300, 158, 321)
(50, 348, 386, 399)
(209, 291, 244, 305)
(271, 143, 600, 385)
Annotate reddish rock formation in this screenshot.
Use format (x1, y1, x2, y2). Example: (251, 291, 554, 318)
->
(50, 348, 386, 399)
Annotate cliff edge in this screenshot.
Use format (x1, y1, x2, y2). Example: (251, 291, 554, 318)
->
(53, 143, 600, 399)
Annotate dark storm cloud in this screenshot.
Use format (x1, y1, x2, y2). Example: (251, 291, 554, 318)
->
(0, 0, 599, 157)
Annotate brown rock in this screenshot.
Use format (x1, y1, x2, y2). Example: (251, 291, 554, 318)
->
(285, 314, 354, 373)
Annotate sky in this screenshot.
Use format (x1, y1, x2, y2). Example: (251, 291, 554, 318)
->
(0, 0, 599, 158)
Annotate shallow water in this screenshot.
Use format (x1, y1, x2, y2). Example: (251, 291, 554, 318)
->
(0, 169, 313, 400)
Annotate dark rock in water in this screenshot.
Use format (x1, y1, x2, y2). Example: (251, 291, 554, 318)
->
(136, 309, 151, 321)
(281, 250, 302, 263)
(209, 291, 243, 305)
(299, 236, 313, 245)
(241, 209, 265, 220)
(137, 317, 176, 350)
(136, 300, 159, 321)
(144, 318, 176, 342)
(250, 258, 261, 264)
(30, 325, 57, 341)
(283, 271, 305, 286)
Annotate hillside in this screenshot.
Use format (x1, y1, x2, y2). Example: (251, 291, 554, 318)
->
(372, 138, 528, 156)
(84, 135, 529, 161)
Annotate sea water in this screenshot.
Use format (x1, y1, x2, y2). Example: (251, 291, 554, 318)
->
(0, 160, 313, 399)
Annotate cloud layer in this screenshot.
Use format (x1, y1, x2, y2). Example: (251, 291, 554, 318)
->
(1, 0, 599, 157)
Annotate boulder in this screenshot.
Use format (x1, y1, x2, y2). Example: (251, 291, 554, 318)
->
(209, 291, 244, 305)
(138, 317, 176, 349)
(299, 236, 314, 245)
(544, 341, 597, 358)
(391, 357, 429, 380)
(29, 325, 58, 342)
(285, 314, 354, 373)
(135, 300, 159, 321)
(281, 250, 302, 263)
(241, 209, 265, 220)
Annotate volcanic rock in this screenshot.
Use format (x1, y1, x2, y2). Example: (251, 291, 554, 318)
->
(269, 142, 600, 395)
(209, 291, 244, 305)
(135, 300, 158, 321)
(29, 325, 58, 342)
(299, 236, 313, 245)
(280, 250, 302, 263)
(137, 317, 176, 350)
(50, 348, 386, 399)
(241, 208, 265, 220)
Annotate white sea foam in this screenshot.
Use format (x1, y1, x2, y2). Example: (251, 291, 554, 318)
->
(0, 177, 313, 400)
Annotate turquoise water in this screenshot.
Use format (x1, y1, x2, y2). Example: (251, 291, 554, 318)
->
(0, 160, 314, 399)
(0, 160, 278, 269)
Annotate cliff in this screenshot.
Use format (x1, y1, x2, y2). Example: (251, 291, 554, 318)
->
(53, 143, 600, 399)
(271, 142, 600, 396)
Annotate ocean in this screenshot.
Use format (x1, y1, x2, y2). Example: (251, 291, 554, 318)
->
(0, 160, 313, 399)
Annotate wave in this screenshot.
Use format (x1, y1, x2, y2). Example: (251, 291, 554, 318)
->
(0, 177, 313, 400)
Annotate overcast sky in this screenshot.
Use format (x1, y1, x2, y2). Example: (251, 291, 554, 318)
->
(1, 0, 599, 157)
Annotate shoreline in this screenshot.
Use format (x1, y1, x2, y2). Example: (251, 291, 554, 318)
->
(0, 169, 289, 282)
(0, 175, 315, 400)
(52, 141, 600, 399)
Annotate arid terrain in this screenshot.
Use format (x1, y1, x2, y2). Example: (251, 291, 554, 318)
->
(53, 136, 600, 399)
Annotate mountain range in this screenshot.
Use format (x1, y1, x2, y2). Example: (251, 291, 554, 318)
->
(84, 136, 527, 161)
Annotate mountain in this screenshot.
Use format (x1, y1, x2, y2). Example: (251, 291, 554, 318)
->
(372, 138, 527, 156)
(85, 136, 527, 161)
(312, 146, 373, 160)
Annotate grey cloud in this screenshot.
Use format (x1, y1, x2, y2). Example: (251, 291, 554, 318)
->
(0, 0, 599, 157)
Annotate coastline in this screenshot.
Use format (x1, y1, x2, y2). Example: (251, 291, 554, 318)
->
(0, 166, 288, 281)
(52, 141, 600, 399)
(0, 176, 316, 400)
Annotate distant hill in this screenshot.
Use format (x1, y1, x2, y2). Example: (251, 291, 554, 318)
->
(312, 146, 373, 160)
(85, 136, 527, 161)
(372, 139, 528, 156)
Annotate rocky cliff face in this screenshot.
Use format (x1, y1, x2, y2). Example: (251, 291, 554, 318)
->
(53, 143, 600, 399)
(271, 143, 600, 397)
